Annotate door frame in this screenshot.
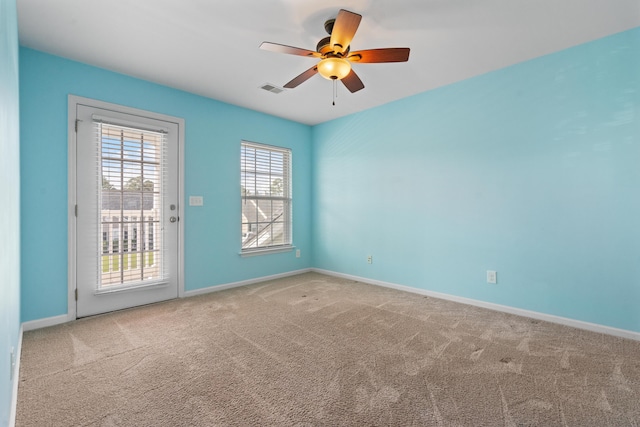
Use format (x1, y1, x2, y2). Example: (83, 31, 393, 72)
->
(67, 95, 185, 320)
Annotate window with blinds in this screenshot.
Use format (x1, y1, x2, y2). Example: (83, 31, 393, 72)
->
(241, 141, 292, 253)
(95, 118, 167, 288)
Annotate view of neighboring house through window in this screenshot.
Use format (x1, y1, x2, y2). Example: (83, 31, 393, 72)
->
(241, 141, 292, 252)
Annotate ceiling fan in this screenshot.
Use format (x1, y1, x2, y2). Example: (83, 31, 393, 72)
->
(260, 9, 410, 94)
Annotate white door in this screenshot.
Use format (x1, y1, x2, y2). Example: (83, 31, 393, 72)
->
(74, 102, 181, 317)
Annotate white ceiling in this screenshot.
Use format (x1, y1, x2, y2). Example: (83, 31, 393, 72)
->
(17, 0, 640, 126)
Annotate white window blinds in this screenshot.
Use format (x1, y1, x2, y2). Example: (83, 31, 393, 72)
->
(93, 117, 168, 289)
(241, 141, 292, 252)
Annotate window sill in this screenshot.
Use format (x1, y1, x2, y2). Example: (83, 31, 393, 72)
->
(240, 246, 294, 257)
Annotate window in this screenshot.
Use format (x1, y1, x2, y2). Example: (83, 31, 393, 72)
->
(241, 141, 292, 253)
(97, 121, 165, 285)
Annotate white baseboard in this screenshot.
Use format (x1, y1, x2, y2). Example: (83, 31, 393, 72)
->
(183, 268, 313, 298)
(22, 268, 638, 342)
(9, 325, 23, 427)
(20, 270, 314, 332)
(22, 314, 70, 332)
(312, 268, 640, 342)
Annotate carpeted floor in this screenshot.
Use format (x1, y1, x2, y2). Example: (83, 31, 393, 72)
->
(16, 272, 640, 426)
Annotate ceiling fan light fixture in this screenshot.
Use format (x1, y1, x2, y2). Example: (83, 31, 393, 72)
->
(317, 57, 351, 80)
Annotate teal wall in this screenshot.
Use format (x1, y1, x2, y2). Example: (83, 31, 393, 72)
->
(0, 0, 21, 424)
(19, 48, 312, 322)
(312, 27, 640, 333)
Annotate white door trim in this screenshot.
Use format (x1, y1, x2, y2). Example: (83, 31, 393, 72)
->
(67, 95, 185, 319)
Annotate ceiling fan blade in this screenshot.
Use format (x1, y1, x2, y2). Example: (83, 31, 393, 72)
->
(260, 42, 321, 58)
(341, 69, 365, 93)
(348, 48, 410, 63)
(283, 65, 319, 88)
(329, 9, 362, 54)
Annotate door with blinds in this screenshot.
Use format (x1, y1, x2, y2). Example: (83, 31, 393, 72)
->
(74, 102, 181, 317)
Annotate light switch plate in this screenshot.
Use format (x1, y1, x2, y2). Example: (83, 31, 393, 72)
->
(189, 196, 204, 206)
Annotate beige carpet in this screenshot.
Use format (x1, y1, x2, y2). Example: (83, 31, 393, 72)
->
(16, 272, 640, 426)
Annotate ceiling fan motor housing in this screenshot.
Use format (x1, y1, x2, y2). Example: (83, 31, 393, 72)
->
(316, 36, 350, 57)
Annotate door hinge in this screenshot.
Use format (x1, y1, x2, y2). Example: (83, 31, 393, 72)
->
(75, 288, 78, 301)
(75, 119, 79, 133)
(75, 204, 78, 217)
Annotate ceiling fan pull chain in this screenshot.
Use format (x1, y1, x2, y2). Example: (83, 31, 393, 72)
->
(332, 79, 336, 106)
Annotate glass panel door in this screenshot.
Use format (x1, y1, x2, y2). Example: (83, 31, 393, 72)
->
(74, 101, 180, 318)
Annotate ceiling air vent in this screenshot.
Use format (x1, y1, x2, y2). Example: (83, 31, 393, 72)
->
(260, 83, 284, 94)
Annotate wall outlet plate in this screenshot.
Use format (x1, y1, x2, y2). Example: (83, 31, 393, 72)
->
(367, 255, 372, 264)
(487, 270, 497, 284)
(10, 347, 15, 380)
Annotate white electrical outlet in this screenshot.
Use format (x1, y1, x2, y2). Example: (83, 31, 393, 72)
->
(10, 347, 15, 380)
(487, 270, 497, 284)
(295, 249, 300, 258)
(367, 255, 373, 264)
